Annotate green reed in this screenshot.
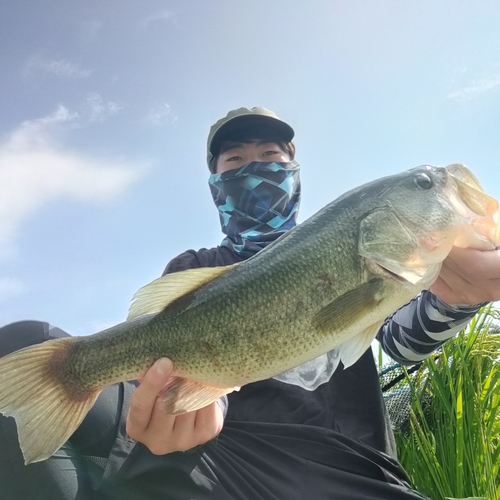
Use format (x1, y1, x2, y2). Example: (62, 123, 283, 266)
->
(394, 308, 500, 500)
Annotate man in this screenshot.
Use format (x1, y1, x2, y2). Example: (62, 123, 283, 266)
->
(1, 107, 499, 499)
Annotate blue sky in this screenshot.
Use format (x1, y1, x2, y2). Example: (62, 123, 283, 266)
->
(1, 1, 500, 335)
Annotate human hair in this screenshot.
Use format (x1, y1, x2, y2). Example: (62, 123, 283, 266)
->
(210, 124, 295, 172)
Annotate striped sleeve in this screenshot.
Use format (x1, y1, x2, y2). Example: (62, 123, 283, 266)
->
(376, 290, 483, 365)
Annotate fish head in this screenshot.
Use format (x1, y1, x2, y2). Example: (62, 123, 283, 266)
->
(358, 164, 499, 286)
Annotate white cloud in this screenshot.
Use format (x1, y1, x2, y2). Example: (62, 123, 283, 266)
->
(145, 103, 177, 126)
(447, 73, 500, 102)
(86, 93, 125, 122)
(142, 9, 175, 28)
(0, 106, 144, 259)
(23, 57, 92, 79)
(0, 277, 25, 303)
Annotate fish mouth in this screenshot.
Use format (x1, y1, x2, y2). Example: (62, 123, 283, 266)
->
(373, 258, 442, 288)
(444, 164, 499, 218)
(443, 164, 500, 248)
(374, 263, 409, 283)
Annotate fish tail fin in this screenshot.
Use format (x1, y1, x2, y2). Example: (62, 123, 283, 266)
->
(0, 338, 101, 464)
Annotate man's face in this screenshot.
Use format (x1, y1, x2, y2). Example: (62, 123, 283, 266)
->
(215, 139, 290, 174)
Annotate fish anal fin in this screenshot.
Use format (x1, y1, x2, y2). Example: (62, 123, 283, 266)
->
(127, 264, 239, 321)
(339, 321, 384, 369)
(0, 338, 102, 464)
(312, 278, 384, 332)
(158, 377, 239, 415)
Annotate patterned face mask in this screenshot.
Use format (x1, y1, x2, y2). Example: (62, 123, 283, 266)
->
(208, 161, 301, 258)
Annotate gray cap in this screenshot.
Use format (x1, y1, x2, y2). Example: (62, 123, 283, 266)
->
(206, 107, 294, 170)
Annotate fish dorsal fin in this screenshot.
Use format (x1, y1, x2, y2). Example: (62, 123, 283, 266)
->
(312, 278, 384, 332)
(127, 264, 238, 321)
(338, 321, 384, 369)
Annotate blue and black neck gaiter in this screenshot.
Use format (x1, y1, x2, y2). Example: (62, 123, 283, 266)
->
(208, 161, 301, 258)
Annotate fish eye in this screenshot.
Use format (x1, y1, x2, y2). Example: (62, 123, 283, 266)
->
(414, 173, 433, 190)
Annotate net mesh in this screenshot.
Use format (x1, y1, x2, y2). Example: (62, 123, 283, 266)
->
(379, 362, 429, 435)
(378, 323, 500, 433)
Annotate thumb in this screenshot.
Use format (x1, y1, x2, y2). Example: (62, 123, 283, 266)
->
(143, 357, 174, 387)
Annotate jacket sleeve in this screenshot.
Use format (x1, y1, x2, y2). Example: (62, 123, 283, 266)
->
(162, 250, 202, 275)
(376, 290, 483, 365)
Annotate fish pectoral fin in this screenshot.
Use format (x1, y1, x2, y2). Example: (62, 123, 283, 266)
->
(0, 338, 102, 464)
(127, 264, 239, 321)
(158, 377, 239, 415)
(312, 278, 384, 332)
(338, 321, 384, 369)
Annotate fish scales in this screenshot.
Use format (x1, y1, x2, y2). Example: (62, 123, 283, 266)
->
(1, 163, 499, 464)
(63, 178, 420, 389)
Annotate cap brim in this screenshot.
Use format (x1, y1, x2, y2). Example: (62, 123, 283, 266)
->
(209, 114, 294, 157)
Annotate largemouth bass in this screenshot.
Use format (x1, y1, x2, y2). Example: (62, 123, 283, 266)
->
(1, 164, 499, 465)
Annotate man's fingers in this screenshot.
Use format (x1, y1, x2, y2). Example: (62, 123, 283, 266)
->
(444, 247, 500, 280)
(125, 360, 225, 455)
(169, 404, 222, 451)
(431, 273, 474, 305)
(171, 411, 199, 450)
(433, 247, 500, 304)
(194, 402, 224, 443)
(126, 358, 174, 435)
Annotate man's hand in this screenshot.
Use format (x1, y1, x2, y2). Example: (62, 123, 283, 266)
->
(430, 247, 500, 306)
(126, 358, 224, 455)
